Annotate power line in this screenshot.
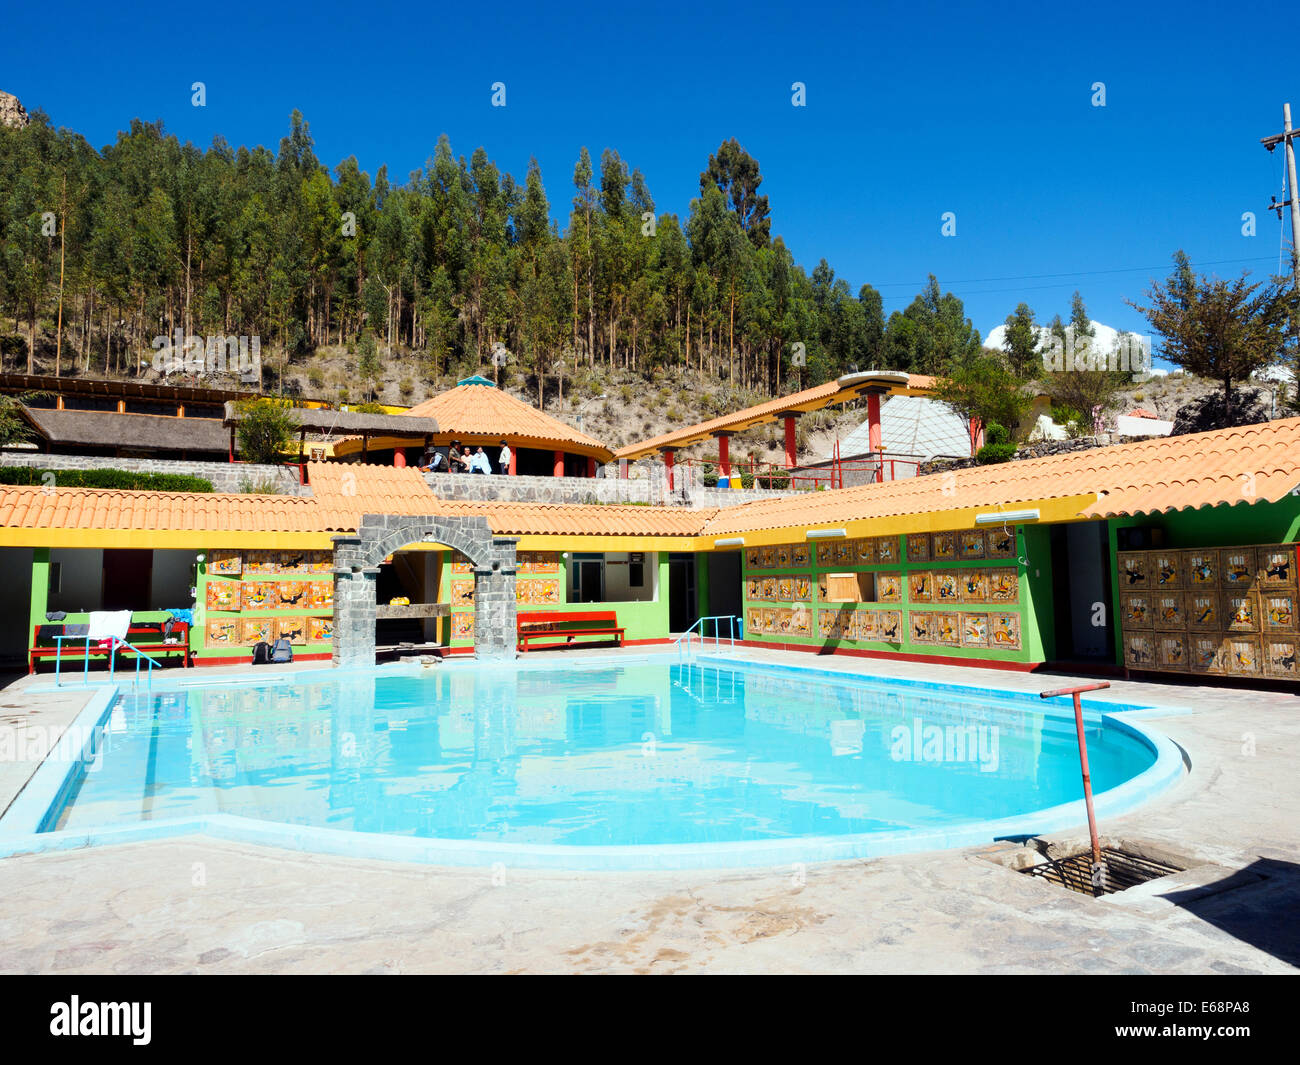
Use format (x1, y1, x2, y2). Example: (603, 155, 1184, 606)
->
(869, 256, 1281, 291)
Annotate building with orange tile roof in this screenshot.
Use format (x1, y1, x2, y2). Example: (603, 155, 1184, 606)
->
(329, 375, 613, 476)
(2, 417, 1297, 680)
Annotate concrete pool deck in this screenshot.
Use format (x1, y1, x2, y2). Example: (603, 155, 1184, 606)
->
(0, 651, 1297, 974)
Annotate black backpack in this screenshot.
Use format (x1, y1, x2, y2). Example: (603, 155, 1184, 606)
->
(270, 637, 294, 663)
(251, 641, 272, 665)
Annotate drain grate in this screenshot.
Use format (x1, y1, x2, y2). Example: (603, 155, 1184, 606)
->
(1022, 847, 1183, 897)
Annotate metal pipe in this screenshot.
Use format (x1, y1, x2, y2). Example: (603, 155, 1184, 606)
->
(1040, 681, 1110, 865)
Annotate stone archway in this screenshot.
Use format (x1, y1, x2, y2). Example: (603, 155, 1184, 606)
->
(332, 514, 518, 665)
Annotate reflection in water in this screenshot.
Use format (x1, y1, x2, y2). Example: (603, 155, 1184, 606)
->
(54, 661, 1154, 847)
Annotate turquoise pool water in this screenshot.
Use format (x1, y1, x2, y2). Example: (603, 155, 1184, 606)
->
(42, 657, 1172, 863)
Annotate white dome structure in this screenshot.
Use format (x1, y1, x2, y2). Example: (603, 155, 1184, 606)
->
(830, 395, 970, 461)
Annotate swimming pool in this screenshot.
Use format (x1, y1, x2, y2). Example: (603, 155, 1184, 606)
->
(3, 655, 1184, 869)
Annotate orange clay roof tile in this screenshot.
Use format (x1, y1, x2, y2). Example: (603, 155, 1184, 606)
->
(399, 385, 611, 456)
(4, 418, 1297, 540)
(615, 373, 939, 459)
(699, 416, 1300, 535)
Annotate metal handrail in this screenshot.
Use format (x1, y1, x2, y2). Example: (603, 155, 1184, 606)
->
(54, 634, 160, 689)
(674, 614, 741, 660)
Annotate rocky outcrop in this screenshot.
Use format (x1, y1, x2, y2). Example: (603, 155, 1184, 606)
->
(0, 91, 29, 129)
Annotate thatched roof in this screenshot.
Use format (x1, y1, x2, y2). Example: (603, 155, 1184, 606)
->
(19, 407, 231, 454)
(222, 401, 439, 437)
(0, 371, 249, 405)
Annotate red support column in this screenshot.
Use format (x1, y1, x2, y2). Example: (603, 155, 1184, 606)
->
(784, 415, 797, 469)
(509, 447, 517, 475)
(664, 449, 675, 491)
(393, 449, 406, 468)
(717, 433, 731, 479)
(619, 459, 629, 479)
(969, 417, 984, 457)
(587, 456, 597, 478)
(553, 450, 564, 477)
(867, 392, 883, 453)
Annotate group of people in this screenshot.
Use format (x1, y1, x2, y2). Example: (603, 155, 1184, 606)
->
(422, 439, 512, 475)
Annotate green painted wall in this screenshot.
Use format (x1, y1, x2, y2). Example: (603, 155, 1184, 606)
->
(446, 551, 672, 649)
(742, 531, 1037, 664)
(193, 559, 332, 659)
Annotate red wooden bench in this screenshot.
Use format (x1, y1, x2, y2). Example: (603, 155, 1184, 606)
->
(517, 610, 624, 651)
(29, 622, 191, 673)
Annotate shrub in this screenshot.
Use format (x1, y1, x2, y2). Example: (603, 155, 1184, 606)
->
(0, 467, 213, 492)
(235, 399, 297, 464)
(238, 475, 284, 494)
(353, 401, 387, 414)
(984, 422, 1010, 447)
(757, 471, 791, 490)
(976, 442, 1017, 465)
(306, 367, 326, 391)
(740, 471, 755, 489)
(399, 377, 415, 400)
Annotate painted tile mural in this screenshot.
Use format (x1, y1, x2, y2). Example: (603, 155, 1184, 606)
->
(1117, 543, 1297, 679)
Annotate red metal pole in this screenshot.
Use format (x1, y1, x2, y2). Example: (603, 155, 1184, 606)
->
(867, 392, 882, 452)
(784, 415, 797, 469)
(664, 449, 675, 491)
(1040, 682, 1110, 866)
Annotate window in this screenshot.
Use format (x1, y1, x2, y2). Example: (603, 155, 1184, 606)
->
(567, 552, 656, 603)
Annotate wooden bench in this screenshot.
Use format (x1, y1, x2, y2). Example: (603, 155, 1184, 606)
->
(517, 610, 624, 651)
(29, 621, 191, 673)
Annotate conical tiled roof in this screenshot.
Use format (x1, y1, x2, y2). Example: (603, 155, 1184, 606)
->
(399, 384, 611, 459)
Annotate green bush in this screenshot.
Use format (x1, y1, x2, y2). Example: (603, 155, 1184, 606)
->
(975, 442, 1017, 465)
(238, 475, 284, 494)
(984, 422, 1010, 446)
(0, 467, 214, 492)
(757, 472, 791, 489)
(740, 471, 755, 489)
(236, 399, 296, 464)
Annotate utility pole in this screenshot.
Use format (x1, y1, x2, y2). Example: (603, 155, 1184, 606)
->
(1262, 102, 1300, 291)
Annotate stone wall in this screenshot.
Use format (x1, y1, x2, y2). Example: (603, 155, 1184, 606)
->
(422, 467, 796, 508)
(332, 514, 517, 664)
(0, 450, 308, 495)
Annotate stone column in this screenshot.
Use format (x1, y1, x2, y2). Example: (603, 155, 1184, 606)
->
(332, 562, 379, 666)
(332, 533, 375, 666)
(472, 537, 519, 659)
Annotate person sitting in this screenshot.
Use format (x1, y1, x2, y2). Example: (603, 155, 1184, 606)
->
(469, 446, 493, 474)
(421, 448, 446, 473)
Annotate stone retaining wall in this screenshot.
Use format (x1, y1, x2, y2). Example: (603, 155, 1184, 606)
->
(422, 468, 795, 508)
(0, 450, 308, 495)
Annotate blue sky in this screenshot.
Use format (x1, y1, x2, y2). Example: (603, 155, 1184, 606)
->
(2, 0, 1294, 351)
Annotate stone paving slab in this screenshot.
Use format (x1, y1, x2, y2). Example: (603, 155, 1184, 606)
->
(0, 650, 1297, 974)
